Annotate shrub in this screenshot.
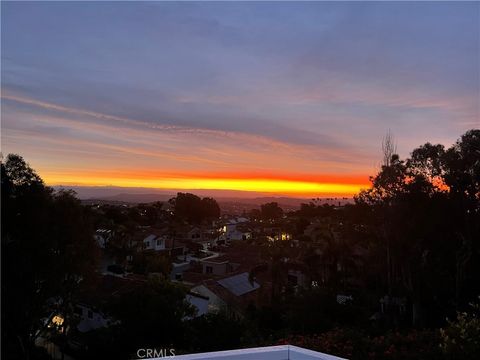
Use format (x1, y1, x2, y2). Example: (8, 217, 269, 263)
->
(278, 328, 442, 360)
(440, 299, 480, 360)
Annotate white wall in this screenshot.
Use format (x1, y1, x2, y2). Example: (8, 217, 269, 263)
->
(75, 304, 112, 333)
(161, 345, 347, 360)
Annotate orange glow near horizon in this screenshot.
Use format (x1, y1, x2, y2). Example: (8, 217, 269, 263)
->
(42, 170, 369, 197)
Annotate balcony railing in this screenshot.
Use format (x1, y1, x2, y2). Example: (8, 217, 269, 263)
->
(165, 345, 347, 360)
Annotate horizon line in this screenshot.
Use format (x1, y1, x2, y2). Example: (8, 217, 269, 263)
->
(49, 183, 360, 200)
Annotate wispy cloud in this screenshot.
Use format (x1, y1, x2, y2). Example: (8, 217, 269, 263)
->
(1, 1, 478, 195)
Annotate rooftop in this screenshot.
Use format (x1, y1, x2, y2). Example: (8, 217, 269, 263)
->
(218, 272, 260, 296)
(168, 345, 347, 360)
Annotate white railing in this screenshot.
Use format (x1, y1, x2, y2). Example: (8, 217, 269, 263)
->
(164, 345, 347, 360)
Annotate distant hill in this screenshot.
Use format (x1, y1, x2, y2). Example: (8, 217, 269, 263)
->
(54, 185, 352, 213)
(53, 186, 174, 200)
(88, 193, 174, 204)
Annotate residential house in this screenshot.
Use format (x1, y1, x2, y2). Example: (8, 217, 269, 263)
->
(201, 256, 239, 276)
(188, 284, 226, 316)
(186, 272, 260, 318)
(262, 226, 291, 242)
(94, 229, 113, 249)
(74, 303, 115, 333)
(73, 274, 145, 333)
(219, 217, 252, 242)
(143, 233, 167, 251)
(170, 260, 190, 281)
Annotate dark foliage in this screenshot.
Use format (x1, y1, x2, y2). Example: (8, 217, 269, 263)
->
(2, 154, 98, 359)
(260, 202, 284, 221)
(169, 192, 220, 224)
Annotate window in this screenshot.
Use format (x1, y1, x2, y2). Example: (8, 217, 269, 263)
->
(157, 239, 162, 246)
(145, 241, 150, 248)
(87, 310, 93, 319)
(175, 273, 183, 280)
(206, 266, 213, 274)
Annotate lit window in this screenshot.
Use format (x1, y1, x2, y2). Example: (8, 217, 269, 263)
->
(51, 315, 64, 326)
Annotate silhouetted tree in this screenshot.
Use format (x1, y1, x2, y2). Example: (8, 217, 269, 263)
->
(169, 193, 220, 224)
(261, 202, 284, 221)
(104, 278, 194, 357)
(355, 129, 480, 326)
(201, 197, 221, 220)
(1, 154, 97, 359)
(187, 312, 246, 352)
(248, 208, 262, 221)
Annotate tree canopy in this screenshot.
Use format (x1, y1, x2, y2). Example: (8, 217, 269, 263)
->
(260, 202, 284, 221)
(168, 192, 220, 224)
(1, 154, 98, 359)
(355, 129, 480, 325)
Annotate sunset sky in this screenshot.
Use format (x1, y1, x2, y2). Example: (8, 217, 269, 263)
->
(1, 2, 479, 198)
